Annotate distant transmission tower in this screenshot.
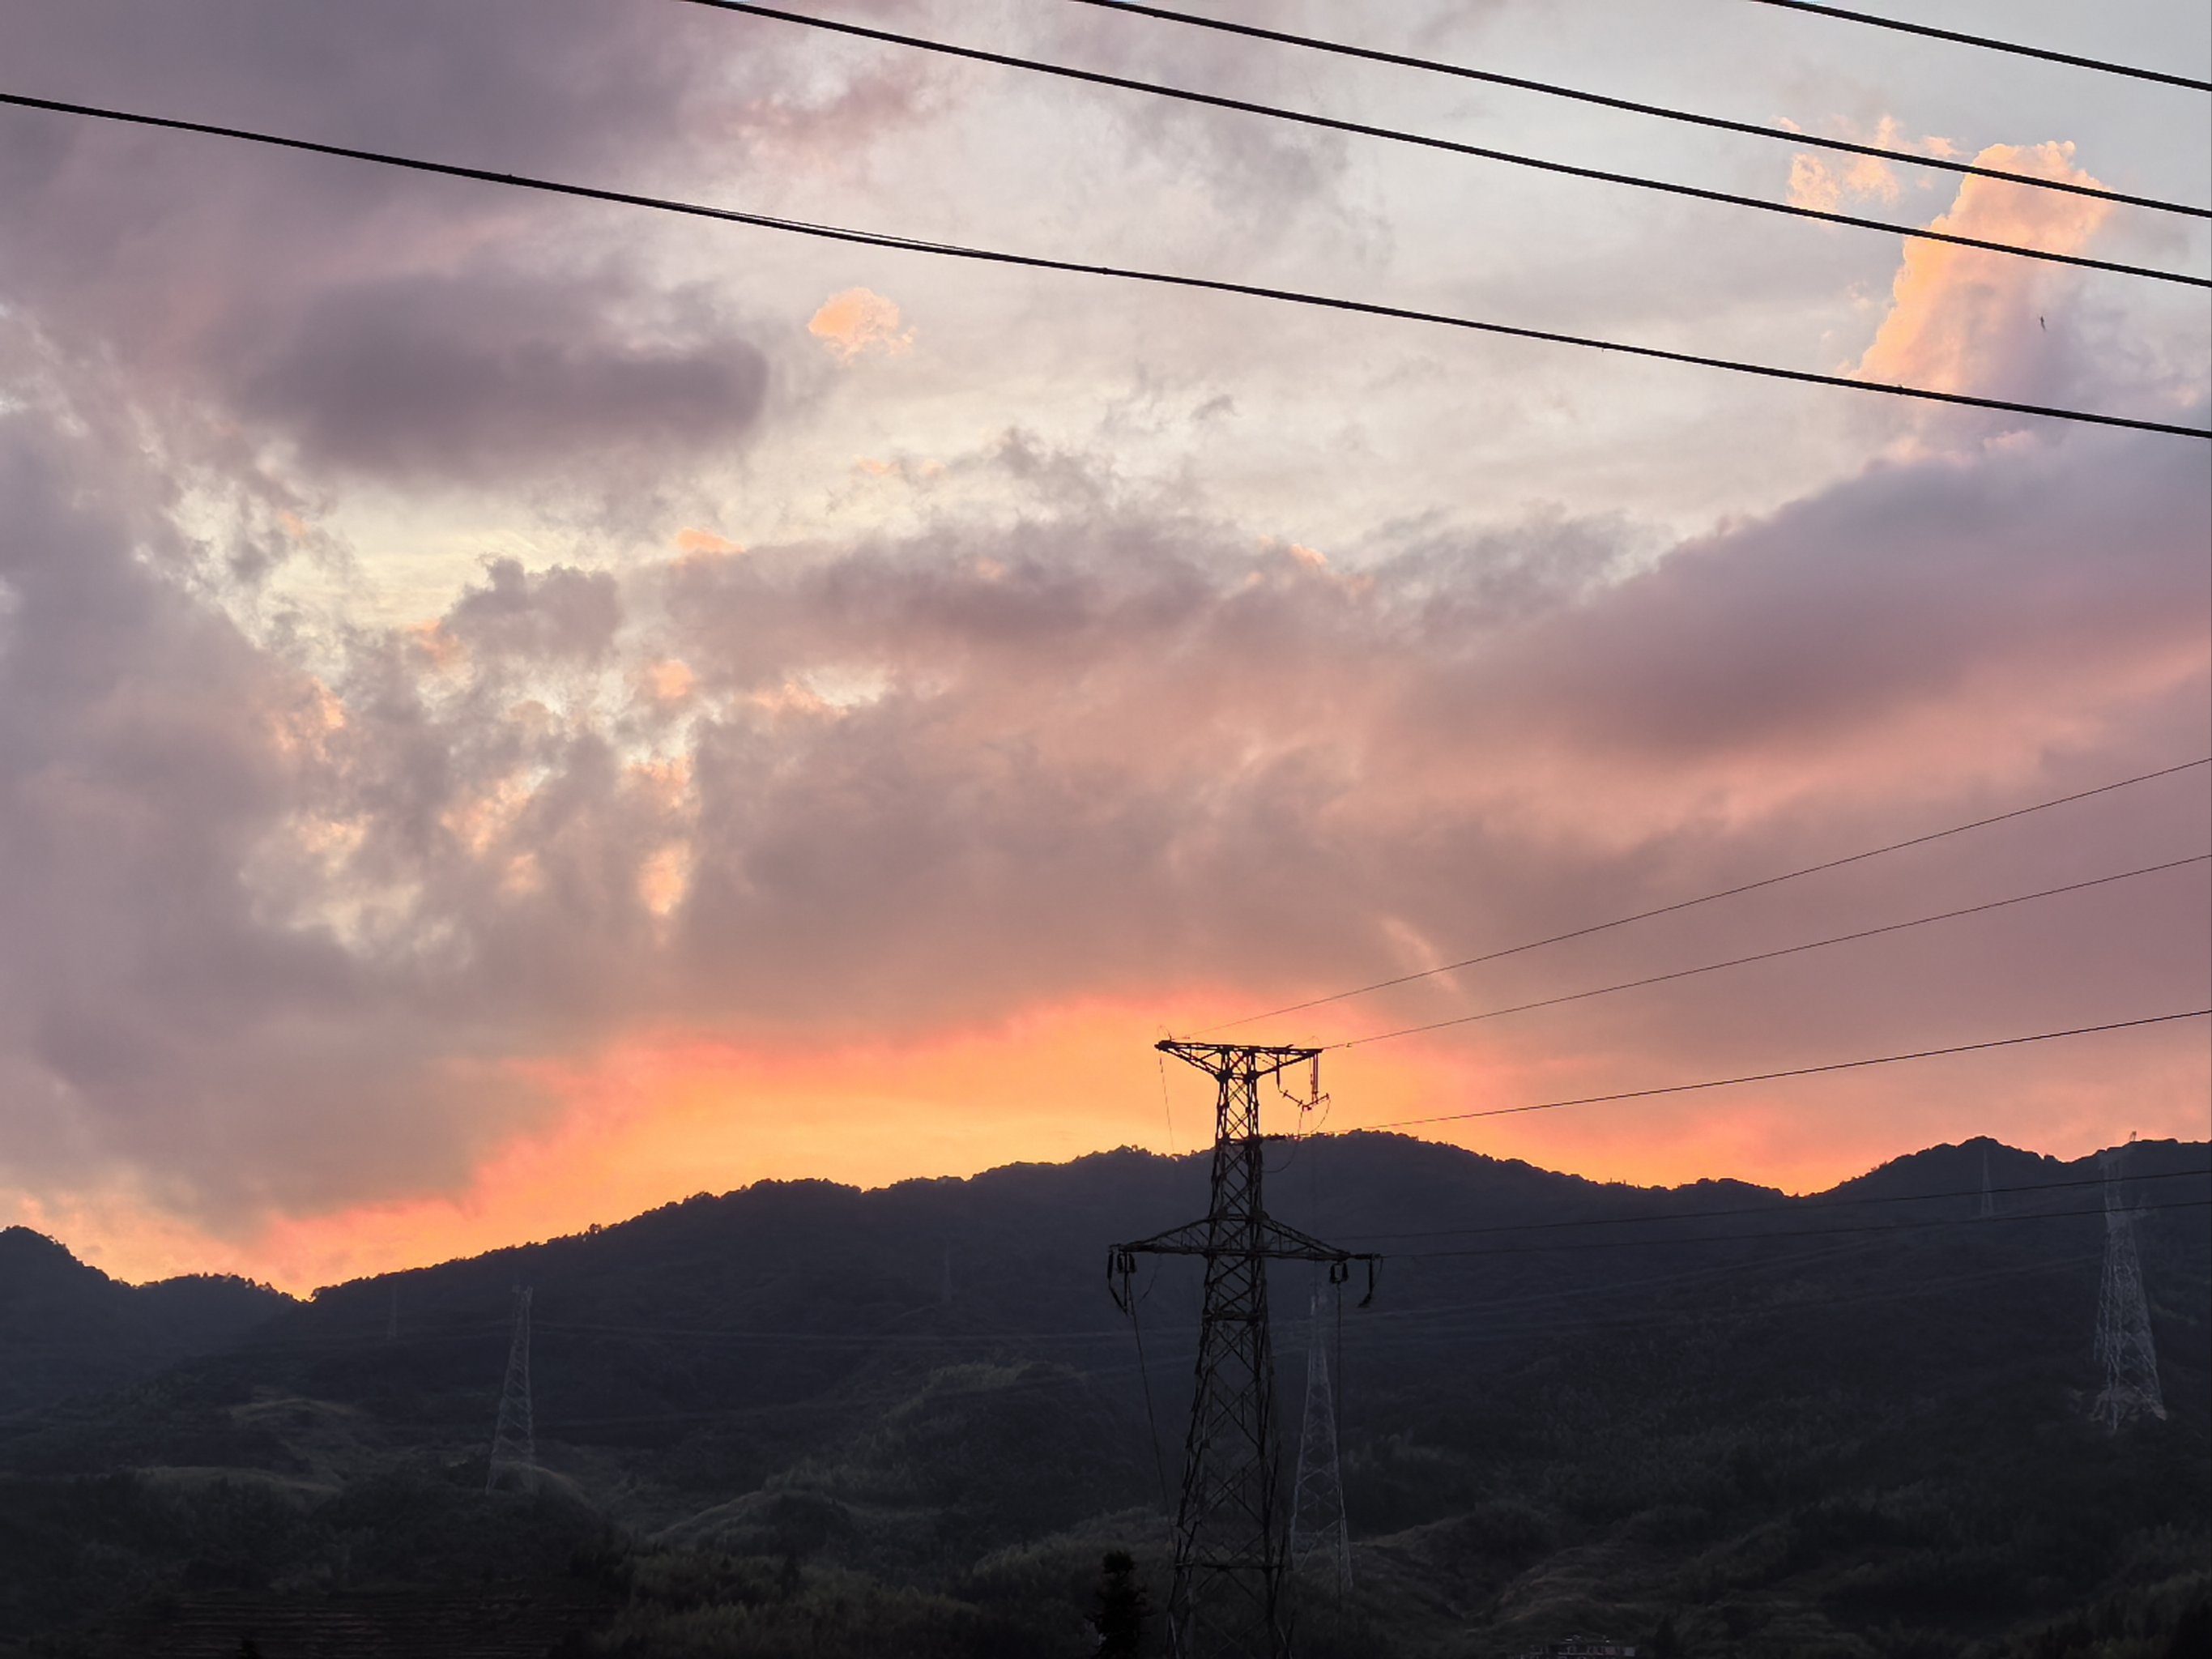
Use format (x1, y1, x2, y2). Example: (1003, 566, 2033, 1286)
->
(487, 1286, 537, 1491)
(2092, 1145, 2165, 1431)
(1109, 1042, 1377, 1659)
(1287, 1284, 1352, 1598)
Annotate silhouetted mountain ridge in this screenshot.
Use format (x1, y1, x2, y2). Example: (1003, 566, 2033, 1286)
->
(1, 1133, 2204, 1658)
(0, 1226, 292, 1418)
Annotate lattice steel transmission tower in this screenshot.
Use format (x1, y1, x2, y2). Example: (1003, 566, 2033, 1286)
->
(487, 1286, 537, 1491)
(1109, 1042, 1377, 1659)
(2092, 1144, 2165, 1431)
(1287, 1285, 1352, 1598)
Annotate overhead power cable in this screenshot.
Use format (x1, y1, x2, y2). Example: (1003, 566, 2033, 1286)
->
(1202, 755, 2212, 1034)
(1740, 0, 2212, 93)
(1340, 1165, 2212, 1243)
(1362, 1249, 2103, 1348)
(1065, 0, 2208, 218)
(1329, 853, 2208, 1050)
(6, 91, 2204, 440)
(512, 1246, 2068, 1437)
(1397, 1195, 2211, 1259)
(684, 2, 2207, 288)
(1354, 1007, 2212, 1128)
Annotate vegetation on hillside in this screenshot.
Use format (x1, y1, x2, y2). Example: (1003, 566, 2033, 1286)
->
(1, 1134, 2203, 1657)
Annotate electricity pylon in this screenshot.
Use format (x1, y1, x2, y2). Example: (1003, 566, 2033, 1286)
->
(1109, 1042, 1377, 1659)
(1287, 1285, 1352, 1597)
(487, 1286, 537, 1491)
(2091, 1144, 2165, 1431)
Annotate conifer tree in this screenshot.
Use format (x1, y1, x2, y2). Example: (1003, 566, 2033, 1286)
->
(1090, 1550, 1149, 1657)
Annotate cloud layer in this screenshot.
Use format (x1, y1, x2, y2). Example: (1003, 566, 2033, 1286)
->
(0, 0, 2203, 1286)
(1, 358, 2201, 1255)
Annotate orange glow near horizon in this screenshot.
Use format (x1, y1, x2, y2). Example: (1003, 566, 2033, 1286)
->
(19, 999, 2206, 1296)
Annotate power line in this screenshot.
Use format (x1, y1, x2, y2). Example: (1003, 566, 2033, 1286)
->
(1354, 1007, 2212, 1128)
(1360, 1247, 2108, 1350)
(684, 2, 2207, 289)
(529, 1353, 1152, 1435)
(1330, 853, 2209, 1051)
(1200, 756, 2212, 1034)
(1398, 1195, 2211, 1259)
(1338, 1166, 2212, 1243)
(1739, 0, 2212, 94)
(4, 89, 2206, 441)
(1350, 1233, 1882, 1327)
(1064, 0, 2208, 218)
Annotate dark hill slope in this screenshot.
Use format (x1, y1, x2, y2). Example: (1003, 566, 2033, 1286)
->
(1, 1134, 2205, 1657)
(0, 1226, 292, 1418)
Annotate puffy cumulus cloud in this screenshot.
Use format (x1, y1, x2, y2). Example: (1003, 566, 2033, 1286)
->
(808, 288, 917, 362)
(1785, 117, 1954, 212)
(1855, 143, 2112, 421)
(1787, 152, 1901, 212)
(440, 560, 622, 664)
(0, 388, 555, 1229)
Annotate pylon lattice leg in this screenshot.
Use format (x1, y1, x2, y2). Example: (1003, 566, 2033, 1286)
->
(2092, 1145, 2165, 1431)
(1288, 1285, 1352, 1598)
(488, 1286, 536, 1491)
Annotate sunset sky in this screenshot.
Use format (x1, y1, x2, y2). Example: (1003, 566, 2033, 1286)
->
(0, 0, 2206, 1294)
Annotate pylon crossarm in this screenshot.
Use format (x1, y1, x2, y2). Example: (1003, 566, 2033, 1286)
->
(1156, 1038, 1323, 1081)
(1115, 1214, 1376, 1264)
(1254, 1213, 1372, 1266)
(1109, 1218, 1382, 1307)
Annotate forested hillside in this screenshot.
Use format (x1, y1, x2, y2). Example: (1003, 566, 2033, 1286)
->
(0, 1227, 290, 1418)
(2, 1134, 2205, 1657)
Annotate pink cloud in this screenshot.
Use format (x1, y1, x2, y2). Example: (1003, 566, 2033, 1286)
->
(1856, 143, 2112, 405)
(808, 288, 916, 362)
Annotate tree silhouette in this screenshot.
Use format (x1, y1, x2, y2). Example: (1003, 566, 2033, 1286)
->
(1089, 1550, 1149, 1657)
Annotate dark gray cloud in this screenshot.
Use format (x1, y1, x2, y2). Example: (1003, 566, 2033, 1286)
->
(0, 0, 826, 491)
(219, 271, 768, 484)
(1443, 427, 2212, 758)
(445, 559, 624, 663)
